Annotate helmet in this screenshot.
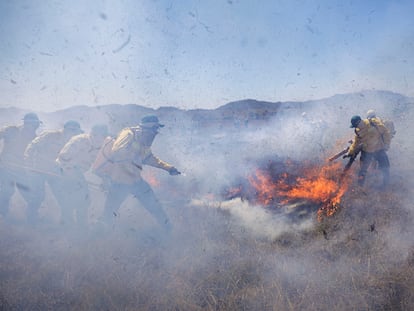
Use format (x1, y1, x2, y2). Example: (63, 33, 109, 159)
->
(366, 109, 376, 119)
(140, 115, 164, 129)
(350, 115, 362, 128)
(64, 120, 83, 134)
(22, 112, 42, 123)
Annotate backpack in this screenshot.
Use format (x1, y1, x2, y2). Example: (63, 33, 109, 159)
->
(368, 117, 395, 139)
(382, 119, 396, 138)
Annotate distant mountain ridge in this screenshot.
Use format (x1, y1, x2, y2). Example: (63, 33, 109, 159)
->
(0, 90, 412, 133)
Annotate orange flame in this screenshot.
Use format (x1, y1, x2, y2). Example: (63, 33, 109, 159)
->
(248, 161, 352, 220)
(248, 170, 276, 205)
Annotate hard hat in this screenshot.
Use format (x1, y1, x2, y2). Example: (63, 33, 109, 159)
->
(64, 120, 83, 133)
(366, 109, 376, 118)
(350, 115, 362, 128)
(140, 115, 164, 129)
(22, 112, 42, 123)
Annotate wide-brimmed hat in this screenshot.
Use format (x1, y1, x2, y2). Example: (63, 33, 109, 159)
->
(22, 112, 42, 123)
(140, 115, 164, 128)
(64, 120, 83, 134)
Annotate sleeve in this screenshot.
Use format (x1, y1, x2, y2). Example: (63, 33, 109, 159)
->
(24, 136, 41, 167)
(142, 151, 174, 171)
(24, 132, 50, 167)
(348, 132, 361, 156)
(91, 137, 115, 177)
(57, 137, 83, 172)
(0, 126, 16, 140)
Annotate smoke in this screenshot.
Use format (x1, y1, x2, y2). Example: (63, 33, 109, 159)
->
(2, 93, 414, 309)
(144, 92, 414, 241)
(191, 198, 314, 241)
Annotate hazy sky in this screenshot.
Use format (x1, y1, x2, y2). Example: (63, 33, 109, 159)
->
(1, 0, 413, 112)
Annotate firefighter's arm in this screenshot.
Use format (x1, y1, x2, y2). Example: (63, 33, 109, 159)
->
(347, 135, 361, 156)
(0, 126, 17, 141)
(57, 138, 83, 173)
(143, 153, 180, 175)
(24, 137, 42, 167)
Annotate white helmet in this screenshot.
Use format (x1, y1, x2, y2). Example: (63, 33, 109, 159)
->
(366, 109, 376, 119)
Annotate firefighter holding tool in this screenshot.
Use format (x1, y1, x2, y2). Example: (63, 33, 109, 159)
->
(92, 115, 181, 232)
(346, 115, 391, 188)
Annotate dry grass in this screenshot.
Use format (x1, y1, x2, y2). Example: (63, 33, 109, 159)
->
(1, 176, 414, 311)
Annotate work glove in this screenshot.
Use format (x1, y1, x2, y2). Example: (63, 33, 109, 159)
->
(168, 167, 181, 176)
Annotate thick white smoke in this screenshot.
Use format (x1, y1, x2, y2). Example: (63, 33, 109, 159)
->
(1, 91, 414, 310)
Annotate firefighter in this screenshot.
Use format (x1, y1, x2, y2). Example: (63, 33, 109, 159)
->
(347, 115, 391, 188)
(91, 115, 181, 232)
(0, 113, 42, 219)
(366, 109, 396, 138)
(56, 124, 109, 228)
(23, 120, 83, 225)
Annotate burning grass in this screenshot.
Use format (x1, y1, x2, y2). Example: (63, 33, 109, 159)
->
(225, 157, 353, 222)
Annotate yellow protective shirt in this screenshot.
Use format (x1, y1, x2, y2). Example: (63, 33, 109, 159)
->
(0, 125, 37, 166)
(349, 119, 391, 155)
(92, 127, 173, 184)
(24, 130, 71, 173)
(57, 133, 104, 176)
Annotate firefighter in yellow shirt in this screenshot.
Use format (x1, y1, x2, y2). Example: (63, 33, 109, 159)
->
(0, 113, 42, 220)
(92, 115, 180, 232)
(56, 124, 109, 228)
(24, 120, 83, 225)
(347, 115, 391, 188)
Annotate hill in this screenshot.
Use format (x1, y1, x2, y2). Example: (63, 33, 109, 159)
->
(1, 89, 414, 310)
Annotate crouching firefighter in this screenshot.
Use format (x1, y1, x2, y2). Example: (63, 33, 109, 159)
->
(346, 115, 391, 188)
(91, 115, 181, 232)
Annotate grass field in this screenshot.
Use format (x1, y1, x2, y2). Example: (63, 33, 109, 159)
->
(1, 171, 413, 311)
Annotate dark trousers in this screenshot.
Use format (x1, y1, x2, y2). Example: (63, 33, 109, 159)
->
(0, 166, 32, 217)
(101, 178, 171, 232)
(24, 172, 64, 224)
(25, 170, 90, 227)
(358, 150, 390, 187)
(57, 174, 90, 228)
